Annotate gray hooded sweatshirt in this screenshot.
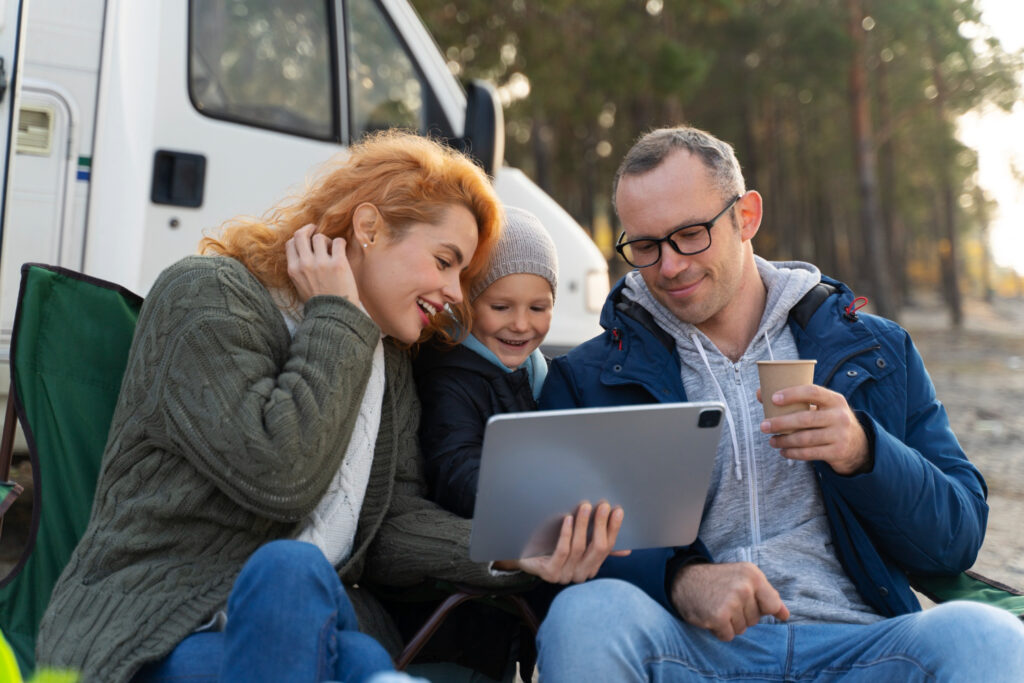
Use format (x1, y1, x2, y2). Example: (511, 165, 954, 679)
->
(624, 257, 882, 624)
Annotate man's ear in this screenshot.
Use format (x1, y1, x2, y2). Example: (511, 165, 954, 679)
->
(351, 203, 382, 246)
(737, 191, 763, 243)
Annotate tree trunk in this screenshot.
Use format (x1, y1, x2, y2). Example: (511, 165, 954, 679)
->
(927, 29, 964, 328)
(875, 56, 906, 309)
(974, 185, 994, 303)
(531, 116, 552, 195)
(937, 181, 963, 326)
(846, 0, 896, 320)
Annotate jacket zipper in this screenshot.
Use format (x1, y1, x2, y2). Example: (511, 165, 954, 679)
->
(733, 363, 762, 556)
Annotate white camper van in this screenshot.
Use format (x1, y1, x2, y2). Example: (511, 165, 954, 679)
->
(0, 0, 609, 369)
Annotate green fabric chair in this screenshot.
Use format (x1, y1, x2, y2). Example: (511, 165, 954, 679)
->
(0, 263, 142, 678)
(913, 570, 1024, 618)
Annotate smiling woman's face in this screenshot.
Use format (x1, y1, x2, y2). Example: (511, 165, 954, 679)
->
(354, 204, 479, 344)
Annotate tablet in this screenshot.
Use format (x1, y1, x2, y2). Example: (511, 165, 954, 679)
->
(469, 401, 725, 562)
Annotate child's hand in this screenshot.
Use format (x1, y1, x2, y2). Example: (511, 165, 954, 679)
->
(286, 224, 361, 306)
(511, 501, 629, 584)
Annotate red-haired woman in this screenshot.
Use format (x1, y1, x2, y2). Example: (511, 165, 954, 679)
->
(36, 132, 529, 682)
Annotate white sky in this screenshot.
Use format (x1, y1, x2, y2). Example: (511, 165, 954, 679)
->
(959, 0, 1024, 275)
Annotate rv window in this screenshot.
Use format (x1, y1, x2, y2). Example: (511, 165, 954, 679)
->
(188, 0, 335, 140)
(345, 0, 432, 139)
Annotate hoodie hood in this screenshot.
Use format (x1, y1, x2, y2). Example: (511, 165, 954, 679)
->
(620, 256, 821, 358)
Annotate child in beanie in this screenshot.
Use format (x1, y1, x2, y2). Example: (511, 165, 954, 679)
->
(409, 207, 560, 678)
(414, 205, 558, 518)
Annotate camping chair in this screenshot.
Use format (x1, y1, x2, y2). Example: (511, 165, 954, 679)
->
(0, 262, 534, 679)
(391, 580, 541, 675)
(0, 263, 143, 677)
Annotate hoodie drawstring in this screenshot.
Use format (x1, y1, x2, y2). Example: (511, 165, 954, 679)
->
(691, 333, 743, 481)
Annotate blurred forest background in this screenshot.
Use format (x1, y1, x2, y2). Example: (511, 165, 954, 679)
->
(411, 0, 1024, 325)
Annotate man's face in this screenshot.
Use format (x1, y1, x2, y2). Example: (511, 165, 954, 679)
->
(615, 150, 750, 329)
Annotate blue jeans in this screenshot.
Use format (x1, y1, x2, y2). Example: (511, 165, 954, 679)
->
(537, 578, 1024, 682)
(134, 540, 404, 683)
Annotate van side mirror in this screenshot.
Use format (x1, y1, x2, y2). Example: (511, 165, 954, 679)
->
(461, 80, 504, 178)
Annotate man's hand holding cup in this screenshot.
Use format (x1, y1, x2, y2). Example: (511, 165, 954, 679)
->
(756, 360, 871, 476)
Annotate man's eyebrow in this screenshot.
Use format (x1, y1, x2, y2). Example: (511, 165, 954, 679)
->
(629, 217, 705, 240)
(669, 218, 710, 231)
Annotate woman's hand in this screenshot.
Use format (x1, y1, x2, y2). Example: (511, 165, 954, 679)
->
(286, 224, 361, 306)
(494, 501, 630, 584)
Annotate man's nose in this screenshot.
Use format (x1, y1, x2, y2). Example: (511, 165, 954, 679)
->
(658, 242, 691, 279)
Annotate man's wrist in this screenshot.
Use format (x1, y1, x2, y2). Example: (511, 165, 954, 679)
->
(665, 552, 710, 615)
(843, 411, 876, 476)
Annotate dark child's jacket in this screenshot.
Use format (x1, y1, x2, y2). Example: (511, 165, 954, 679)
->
(414, 341, 537, 518)
(539, 273, 988, 619)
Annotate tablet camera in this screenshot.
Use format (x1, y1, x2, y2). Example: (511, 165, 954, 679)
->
(698, 409, 722, 428)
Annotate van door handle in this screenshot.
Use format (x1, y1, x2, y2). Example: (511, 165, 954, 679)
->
(151, 150, 206, 208)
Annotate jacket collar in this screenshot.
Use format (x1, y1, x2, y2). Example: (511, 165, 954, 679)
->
(598, 276, 686, 401)
(786, 275, 888, 387)
(415, 340, 512, 379)
(599, 273, 888, 397)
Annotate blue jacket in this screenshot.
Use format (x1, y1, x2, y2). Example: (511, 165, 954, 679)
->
(539, 274, 988, 618)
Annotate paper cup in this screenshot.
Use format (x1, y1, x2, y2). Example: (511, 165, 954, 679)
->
(757, 360, 817, 422)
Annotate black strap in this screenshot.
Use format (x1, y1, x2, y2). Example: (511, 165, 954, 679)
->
(790, 282, 837, 329)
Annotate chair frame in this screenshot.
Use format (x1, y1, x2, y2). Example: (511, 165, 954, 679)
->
(394, 583, 540, 671)
(0, 396, 21, 537)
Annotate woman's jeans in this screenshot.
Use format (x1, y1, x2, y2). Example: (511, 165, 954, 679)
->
(134, 540, 398, 682)
(537, 578, 1024, 682)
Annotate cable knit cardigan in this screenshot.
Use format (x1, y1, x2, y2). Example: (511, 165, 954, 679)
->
(35, 255, 529, 683)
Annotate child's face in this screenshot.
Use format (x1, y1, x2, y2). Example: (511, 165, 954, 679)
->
(471, 273, 554, 368)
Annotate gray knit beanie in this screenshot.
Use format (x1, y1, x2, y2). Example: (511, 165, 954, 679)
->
(470, 206, 559, 302)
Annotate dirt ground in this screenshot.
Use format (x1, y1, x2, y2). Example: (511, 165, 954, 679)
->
(900, 292, 1024, 592)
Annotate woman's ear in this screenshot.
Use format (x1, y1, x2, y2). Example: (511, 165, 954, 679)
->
(351, 203, 382, 247)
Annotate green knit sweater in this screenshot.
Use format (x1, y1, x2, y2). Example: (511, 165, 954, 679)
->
(35, 256, 528, 682)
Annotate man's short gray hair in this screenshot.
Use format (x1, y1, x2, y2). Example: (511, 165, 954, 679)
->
(612, 127, 746, 213)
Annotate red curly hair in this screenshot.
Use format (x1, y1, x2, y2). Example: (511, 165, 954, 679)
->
(199, 130, 502, 338)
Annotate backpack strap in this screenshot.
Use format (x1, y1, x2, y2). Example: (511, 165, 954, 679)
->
(790, 282, 837, 329)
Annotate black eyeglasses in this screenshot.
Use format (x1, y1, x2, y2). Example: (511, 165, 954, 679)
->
(615, 195, 742, 268)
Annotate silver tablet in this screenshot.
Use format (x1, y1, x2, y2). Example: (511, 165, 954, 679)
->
(469, 401, 725, 562)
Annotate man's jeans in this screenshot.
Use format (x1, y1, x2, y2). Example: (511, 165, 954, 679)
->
(538, 578, 1024, 682)
(134, 540, 400, 682)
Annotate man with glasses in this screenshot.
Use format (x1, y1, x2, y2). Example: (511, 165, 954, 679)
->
(535, 126, 1024, 681)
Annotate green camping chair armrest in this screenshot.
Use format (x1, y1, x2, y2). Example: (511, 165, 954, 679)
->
(912, 571, 1024, 619)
